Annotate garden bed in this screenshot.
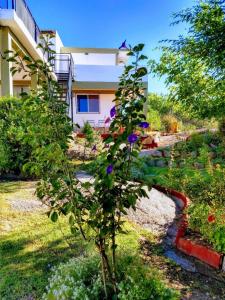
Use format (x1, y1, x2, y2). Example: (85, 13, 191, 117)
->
(154, 186, 225, 271)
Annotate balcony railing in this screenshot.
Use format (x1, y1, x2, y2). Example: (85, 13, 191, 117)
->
(53, 53, 75, 81)
(0, 0, 41, 43)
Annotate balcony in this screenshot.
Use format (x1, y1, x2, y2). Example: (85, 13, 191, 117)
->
(72, 64, 148, 90)
(0, 0, 40, 43)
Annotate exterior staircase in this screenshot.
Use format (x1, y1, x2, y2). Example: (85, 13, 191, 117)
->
(53, 53, 75, 122)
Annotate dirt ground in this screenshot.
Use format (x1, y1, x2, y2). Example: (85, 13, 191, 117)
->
(139, 237, 225, 300)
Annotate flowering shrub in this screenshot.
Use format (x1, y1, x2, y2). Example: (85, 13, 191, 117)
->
(43, 255, 179, 300)
(43, 256, 103, 300)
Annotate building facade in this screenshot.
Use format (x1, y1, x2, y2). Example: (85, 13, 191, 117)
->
(0, 0, 148, 127)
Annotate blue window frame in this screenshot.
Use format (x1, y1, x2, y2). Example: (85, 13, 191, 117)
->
(77, 95, 99, 113)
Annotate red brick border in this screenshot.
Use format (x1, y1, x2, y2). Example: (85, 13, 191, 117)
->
(177, 238, 223, 269)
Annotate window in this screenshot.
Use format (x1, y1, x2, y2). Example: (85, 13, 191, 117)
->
(77, 95, 100, 113)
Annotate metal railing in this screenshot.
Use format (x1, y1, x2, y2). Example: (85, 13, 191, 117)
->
(0, 0, 41, 43)
(53, 53, 75, 79)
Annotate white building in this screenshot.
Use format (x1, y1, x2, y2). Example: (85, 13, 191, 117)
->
(0, 0, 148, 127)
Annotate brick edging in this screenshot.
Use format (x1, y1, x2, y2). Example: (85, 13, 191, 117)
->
(153, 185, 224, 271)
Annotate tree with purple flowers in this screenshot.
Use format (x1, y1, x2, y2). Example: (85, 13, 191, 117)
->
(35, 43, 149, 299)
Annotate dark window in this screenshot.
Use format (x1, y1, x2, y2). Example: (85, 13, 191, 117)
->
(77, 95, 88, 112)
(77, 95, 99, 113)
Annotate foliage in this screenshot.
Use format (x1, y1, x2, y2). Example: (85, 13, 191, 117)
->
(43, 255, 179, 300)
(151, 133, 225, 252)
(82, 121, 95, 145)
(1, 37, 72, 177)
(0, 97, 25, 174)
(188, 202, 225, 253)
(81, 121, 96, 160)
(43, 256, 103, 300)
(147, 93, 172, 115)
(149, 0, 225, 120)
(147, 109, 162, 131)
(147, 93, 209, 132)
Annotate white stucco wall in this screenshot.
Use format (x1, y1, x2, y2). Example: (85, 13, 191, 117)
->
(72, 93, 115, 127)
(72, 53, 116, 65)
(74, 65, 124, 82)
(54, 31, 64, 53)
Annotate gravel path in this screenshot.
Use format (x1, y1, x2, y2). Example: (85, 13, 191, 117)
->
(5, 185, 45, 212)
(76, 172, 178, 237)
(127, 188, 177, 235)
(9, 198, 44, 212)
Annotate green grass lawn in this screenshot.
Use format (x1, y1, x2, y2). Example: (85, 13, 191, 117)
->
(0, 180, 153, 300)
(1, 179, 223, 300)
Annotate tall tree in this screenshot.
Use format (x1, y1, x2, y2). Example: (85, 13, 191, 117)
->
(149, 0, 225, 120)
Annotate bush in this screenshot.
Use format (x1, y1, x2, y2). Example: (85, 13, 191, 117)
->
(0, 95, 71, 177)
(43, 255, 179, 300)
(0, 97, 27, 175)
(82, 121, 95, 145)
(147, 109, 161, 131)
(43, 256, 103, 300)
(161, 114, 179, 133)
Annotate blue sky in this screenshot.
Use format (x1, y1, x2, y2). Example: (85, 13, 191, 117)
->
(27, 0, 195, 94)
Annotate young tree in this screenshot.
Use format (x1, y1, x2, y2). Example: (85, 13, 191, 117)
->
(5, 39, 149, 298)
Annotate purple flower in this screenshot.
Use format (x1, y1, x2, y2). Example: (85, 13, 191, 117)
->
(106, 164, 113, 174)
(105, 117, 111, 124)
(139, 122, 149, 129)
(110, 106, 116, 118)
(92, 145, 97, 151)
(128, 133, 138, 144)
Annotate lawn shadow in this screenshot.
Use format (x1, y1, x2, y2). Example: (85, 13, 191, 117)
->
(0, 180, 24, 194)
(0, 231, 88, 300)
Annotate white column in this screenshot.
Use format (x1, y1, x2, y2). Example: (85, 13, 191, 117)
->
(0, 27, 13, 96)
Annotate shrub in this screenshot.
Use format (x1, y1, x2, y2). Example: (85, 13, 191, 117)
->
(147, 109, 161, 131)
(82, 121, 95, 145)
(43, 256, 103, 300)
(0, 94, 71, 177)
(0, 96, 27, 175)
(161, 114, 179, 133)
(43, 255, 179, 300)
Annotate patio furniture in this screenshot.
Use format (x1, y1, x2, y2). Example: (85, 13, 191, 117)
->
(96, 120, 105, 133)
(98, 120, 105, 127)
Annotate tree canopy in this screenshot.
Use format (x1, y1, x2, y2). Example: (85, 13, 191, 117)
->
(149, 0, 225, 120)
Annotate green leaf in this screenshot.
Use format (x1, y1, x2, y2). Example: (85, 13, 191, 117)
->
(51, 211, 58, 222)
